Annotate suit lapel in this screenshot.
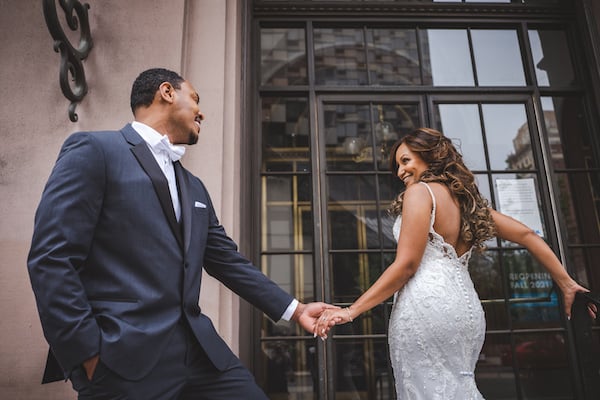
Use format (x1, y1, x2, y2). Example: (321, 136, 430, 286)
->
(124, 126, 183, 247)
(174, 162, 192, 254)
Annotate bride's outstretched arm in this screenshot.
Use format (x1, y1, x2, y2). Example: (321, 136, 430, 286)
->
(490, 209, 595, 319)
(314, 183, 432, 338)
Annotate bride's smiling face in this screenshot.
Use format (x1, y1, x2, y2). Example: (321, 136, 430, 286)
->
(395, 143, 429, 186)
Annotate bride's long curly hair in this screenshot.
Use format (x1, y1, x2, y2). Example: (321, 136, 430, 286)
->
(389, 128, 496, 251)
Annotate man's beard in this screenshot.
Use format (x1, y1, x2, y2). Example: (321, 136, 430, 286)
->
(188, 132, 199, 145)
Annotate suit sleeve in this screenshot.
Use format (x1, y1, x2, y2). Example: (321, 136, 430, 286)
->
(199, 187, 294, 321)
(27, 132, 104, 374)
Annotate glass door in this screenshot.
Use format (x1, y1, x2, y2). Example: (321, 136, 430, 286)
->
(318, 97, 424, 399)
(252, 5, 600, 398)
(430, 96, 574, 398)
(257, 95, 424, 399)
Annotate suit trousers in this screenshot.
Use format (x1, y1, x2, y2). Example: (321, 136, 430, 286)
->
(69, 319, 268, 400)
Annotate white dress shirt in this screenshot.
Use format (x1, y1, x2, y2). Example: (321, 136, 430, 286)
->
(131, 121, 182, 221)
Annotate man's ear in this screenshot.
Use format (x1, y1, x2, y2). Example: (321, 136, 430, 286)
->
(158, 82, 175, 104)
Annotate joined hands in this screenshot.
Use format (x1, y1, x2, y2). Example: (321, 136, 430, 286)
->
(293, 302, 351, 339)
(313, 307, 354, 339)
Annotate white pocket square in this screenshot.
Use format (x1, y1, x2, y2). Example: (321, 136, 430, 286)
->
(194, 201, 207, 208)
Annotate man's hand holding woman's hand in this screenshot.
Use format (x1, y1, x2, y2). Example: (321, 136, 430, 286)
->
(293, 302, 340, 338)
(313, 306, 355, 339)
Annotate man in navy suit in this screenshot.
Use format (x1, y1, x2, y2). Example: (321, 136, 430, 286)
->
(27, 68, 333, 399)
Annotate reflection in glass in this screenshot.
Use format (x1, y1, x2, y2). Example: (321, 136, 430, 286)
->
(328, 175, 378, 205)
(329, 211, 359, 251)
(476, 335, 518, 399)
(255, 11, 591, 400)
(314, 28, 368, 85)
(261, 340, 318, 399)
(375, 103, 420, 170)
(541, 96, 593, 170)
(330, 253, 394, 321)
(329, 247, 383, 301)
(264, 175, 313, 251)
(324, 102, 420, 171)
(435, 0, 515, 2)
(513, 333, 573, 398)
(374, 105, 399, 143)
(471, 251, 503, 300)
(564, 247, 593, 289)
(261, 254, 315, 336)
(474, 174, 492, 204)
(324, 103, 372, 171)
(472, 251, 508, 330)
(555, 173, 589, 246)
(379, 174, 403, 208)
(380, 211, 397, 250)
(482, 104, 531, 170)
(378, 173, 401, 247)
(541, 95, 600, 292)
(540, 96, 564, 170)
(262, 97, 310, 172)
(333, 339, 394, 400)
(260, 28, 307, 86)
(422, 29, 474, 86)
(526, 0, 562, 4)
(592, 330, 600, 371)
(471, 30, 526, 86)
(482, 302, 509, 331)
(556, 172, 600, 284)
(365, 209, 385, 249)
(437, 104, 487, 170)
(264, 253, 315, 304)
(502, 249, 561, 328)
(529, 30, 575, 87)
(330, 252, 363, 302)
(367, 28, 421, 85)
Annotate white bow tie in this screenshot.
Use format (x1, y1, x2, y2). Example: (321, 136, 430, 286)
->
(155, 136, 186, 162)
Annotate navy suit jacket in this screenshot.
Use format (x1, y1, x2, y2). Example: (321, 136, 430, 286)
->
(27, 124, 294, 382)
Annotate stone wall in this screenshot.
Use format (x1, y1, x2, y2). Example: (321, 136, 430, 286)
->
(0, 1, 241, 398)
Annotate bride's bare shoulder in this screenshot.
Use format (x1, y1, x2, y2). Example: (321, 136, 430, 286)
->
(403, 182, 433, 201)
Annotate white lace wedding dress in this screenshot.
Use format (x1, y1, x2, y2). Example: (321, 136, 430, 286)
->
(388, 182, 485, 399)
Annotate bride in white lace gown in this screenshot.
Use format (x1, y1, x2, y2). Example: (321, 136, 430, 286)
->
(388, 182, 485, 399)
(314, 128, 590, 399)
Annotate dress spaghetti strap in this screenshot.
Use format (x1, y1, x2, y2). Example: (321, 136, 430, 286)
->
(418, 181, 436, 229)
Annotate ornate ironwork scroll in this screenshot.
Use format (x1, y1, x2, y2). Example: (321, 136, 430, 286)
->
(43, 0, 93, 122)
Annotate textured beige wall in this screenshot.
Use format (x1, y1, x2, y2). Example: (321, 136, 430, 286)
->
(182, 0, 243, 352)
(0, 0, 241, 398)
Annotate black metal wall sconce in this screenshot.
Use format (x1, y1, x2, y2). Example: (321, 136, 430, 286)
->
(43, 0, 93, 122)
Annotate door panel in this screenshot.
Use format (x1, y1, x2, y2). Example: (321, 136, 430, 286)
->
(320, 98, 423, 399)
(254, 11, 600, 399)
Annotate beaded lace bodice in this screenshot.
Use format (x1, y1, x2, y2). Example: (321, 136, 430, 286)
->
(388, 182, 485, 400)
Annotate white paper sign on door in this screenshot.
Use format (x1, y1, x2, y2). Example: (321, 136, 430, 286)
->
(495, 178, 544, 237)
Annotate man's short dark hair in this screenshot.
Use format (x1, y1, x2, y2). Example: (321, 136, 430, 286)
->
(130, 68, 184, 114)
